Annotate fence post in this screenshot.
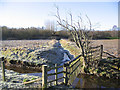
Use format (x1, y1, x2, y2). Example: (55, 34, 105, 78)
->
(100, 45, 103, 60)
(118, 58, 120, 70)
(63, 63, 68, 85)
(1, 57, 5, 81)
(55, 64, 58, 85)
(42, 65, 47, 89)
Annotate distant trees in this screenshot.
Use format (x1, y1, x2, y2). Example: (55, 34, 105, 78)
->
(92, 31, 111, 39)
(1, 26, 119, 40)
(92, 30, 119, 39)
(2, 26, 54, 40)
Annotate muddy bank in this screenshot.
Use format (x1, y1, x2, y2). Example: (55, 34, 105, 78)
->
(73, 74, 120, 88)
(5, 63, 42, 73)
(4, 58, 45, 73)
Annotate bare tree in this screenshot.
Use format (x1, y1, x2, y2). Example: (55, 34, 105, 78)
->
(55, 6, 93, 71)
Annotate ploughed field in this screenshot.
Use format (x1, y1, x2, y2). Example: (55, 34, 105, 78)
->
(91, 39, 119, 57)
(0, 40, 65, 71)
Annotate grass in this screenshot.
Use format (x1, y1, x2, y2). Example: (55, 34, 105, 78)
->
(23, 79, 29, 82)
(60, 39, 81, 57)
(106, 37, 120, 39)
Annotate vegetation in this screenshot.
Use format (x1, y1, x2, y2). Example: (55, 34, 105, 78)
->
(1, 26, 119, 40)
(60, 39, 81, 57)
(92, 30, 119, 39)
(23, 79, 29, 83)
(1, 26, 70, 40)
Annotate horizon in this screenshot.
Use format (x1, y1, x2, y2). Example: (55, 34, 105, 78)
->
(0, 1, 119, 30)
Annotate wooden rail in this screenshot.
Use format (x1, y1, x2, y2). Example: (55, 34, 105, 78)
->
(89, 45, 101, 49)
(103, 51, 118, 58)
(47, 65, 63, 71)
(66, 54, 82, 65)
(102, 50, 119, 71)
(67, 58, 82, 85)
(47, 77, 65, 84)
(47, 71, 64, 76)
(85, 45, 103, 68)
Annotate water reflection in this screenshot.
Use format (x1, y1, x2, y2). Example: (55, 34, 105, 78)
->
(72, 74, 120, 88)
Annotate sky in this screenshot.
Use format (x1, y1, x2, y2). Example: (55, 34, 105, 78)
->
(0, 0, 119, 30)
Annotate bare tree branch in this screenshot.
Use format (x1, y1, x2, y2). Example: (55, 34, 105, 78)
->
(55, 6, 93, 69)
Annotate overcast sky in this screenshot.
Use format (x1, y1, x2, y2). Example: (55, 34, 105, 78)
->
(0, 0, 119, 30)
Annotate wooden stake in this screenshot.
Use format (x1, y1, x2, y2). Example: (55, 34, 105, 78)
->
(100, 45, 103, 60)
(63, 63, 68, 85)
(1, 57, 5, 81)
(55, 64, 58, 85)
(42, 65, 47, 89)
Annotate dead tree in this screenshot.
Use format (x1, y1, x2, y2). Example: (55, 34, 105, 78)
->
(55, 6, 92, 71)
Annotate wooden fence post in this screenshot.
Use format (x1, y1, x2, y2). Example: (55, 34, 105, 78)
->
(42, 65, 47, 89)
(100, 45, 103, 60)
(1, 57, 5, 81)
(63, 63, 68, 85)
(55, 64, 58, 85)
(118, 58, 120, 70)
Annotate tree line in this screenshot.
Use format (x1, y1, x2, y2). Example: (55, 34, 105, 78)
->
(1, 26, 119, 40)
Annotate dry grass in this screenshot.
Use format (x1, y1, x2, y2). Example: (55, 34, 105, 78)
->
(60, 39, 81, 57)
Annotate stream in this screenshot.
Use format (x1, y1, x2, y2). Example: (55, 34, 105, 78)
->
(23, 52, 70, 82)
